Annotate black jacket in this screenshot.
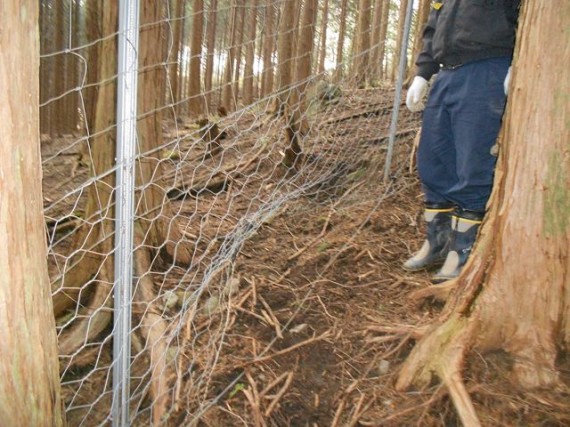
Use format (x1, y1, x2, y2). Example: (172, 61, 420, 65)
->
(416, 0, 521, 80)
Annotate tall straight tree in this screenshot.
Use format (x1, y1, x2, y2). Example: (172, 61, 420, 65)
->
(54, 0, 67, 135)
(282, 0, 317, 167)
(260, 0, 276, 98)
(334, 0, 349, 82)
(51, 0, 119, 320)
(390, 0, 409, 81)
(277, 0, 297, 113)
(0, 0, 65, 424)
(406, 0, 431, 84)
(231, 0, 246, 107)
(354, 0, 372, 87)
(397, 2, 570, 426)
(370, 0, 385, 83)
(222, 0, 239, 111)
(317, 0, 329, 75)
(54, 0, 119, 353)
(204, 0, 219, 107)
(168, 0, 185, 115)
(243, 0, 259, 105)
(188, 0, 206, 115)
(377, 0, 390, 78)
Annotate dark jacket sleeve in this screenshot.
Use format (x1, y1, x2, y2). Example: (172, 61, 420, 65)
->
(415, 5, 442, 81)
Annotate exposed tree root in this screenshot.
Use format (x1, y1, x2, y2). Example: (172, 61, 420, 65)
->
(133, 227, 173, 426)
(51, 223, 109, 317)
(58, 259, 113, 357)
(407, 279, 458, 306)
(396, 313, 481, 426)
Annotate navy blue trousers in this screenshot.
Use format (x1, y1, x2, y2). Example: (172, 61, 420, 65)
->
(417, 57, 510, 212)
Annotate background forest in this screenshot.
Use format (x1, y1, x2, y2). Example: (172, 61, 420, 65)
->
(4, 0, 568, 426)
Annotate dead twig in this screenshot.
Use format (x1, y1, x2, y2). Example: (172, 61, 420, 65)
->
(263, 371, 294, 417)
(287, 207, 334, 262)
(237, 331, 332, 368)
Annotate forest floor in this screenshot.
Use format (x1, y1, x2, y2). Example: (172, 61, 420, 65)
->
(44, 87, 570, 426)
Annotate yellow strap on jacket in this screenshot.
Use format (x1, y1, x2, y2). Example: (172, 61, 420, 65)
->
(433, 2, 443, 10)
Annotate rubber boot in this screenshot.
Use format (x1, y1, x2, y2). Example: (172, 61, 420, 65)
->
(403, 204, 454, 271)
(433, 210, 484, 282)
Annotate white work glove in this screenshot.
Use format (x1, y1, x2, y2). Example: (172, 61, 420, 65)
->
(406, 76, 428, 112)
(504, 66, 512, 95)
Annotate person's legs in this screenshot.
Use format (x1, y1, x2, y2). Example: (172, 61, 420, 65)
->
(434, 57, 509, 280)
(446, 57, 509, 212)
(404, 72, 457, 270)
(417, 70, 458, 206)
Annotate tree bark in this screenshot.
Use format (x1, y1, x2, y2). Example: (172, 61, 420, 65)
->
(405, 0, 431, 85)
(0, 0, 65, 424)
(370, 0, 385, 83)
(334, 0, 349, 82)
(377, 0, 390, 79)
(204, 0, 218, 108)
(243, 0, 259, 105)
(168, 0, 185, 115)
(397, 2, 570, 424)
(260, 0, 276, 98)
(390, 0, 408, 82)
(232, 0, 246, 107)
(317, 0, 329, 76)
(354, 0, 372, 88)
(282, 0, 317, 168)
(277, 0, 297, 113)
(222, 0, 239, 111)
(188, 0, 206, 116)
(54, 0, 118, 350)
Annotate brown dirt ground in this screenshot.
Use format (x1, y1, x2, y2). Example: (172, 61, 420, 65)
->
(44, 88, 570, 426)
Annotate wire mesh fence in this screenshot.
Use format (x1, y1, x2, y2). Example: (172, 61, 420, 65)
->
(40, 0, 420, 425)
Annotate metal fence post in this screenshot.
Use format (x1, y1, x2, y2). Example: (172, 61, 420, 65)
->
(384, 0, 416, 183)
(112, 0, 140, 425)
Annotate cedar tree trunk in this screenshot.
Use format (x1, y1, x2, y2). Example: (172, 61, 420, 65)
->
(0, 0, 65, 424)
(396, 2, 570, 425)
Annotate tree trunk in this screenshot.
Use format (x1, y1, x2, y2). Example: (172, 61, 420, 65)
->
(354, 0, 372, 88)
(51, 0, 119, 318)
(188, 0, 206, 116)
(282, 0, 317, 168)
(294, 0, 317, 96)
(54, 0, 67, 135)
(334, 0, 349, 82)
(243, 0, 259, 105)
(168, 0, 184, 116)
(260, 0, 276, 98)
(397, 3, 570, 425)
(377, 0, 390, 80)
(0, 0, 65, 424)
(232, 0, 246, 108)
(405, 0, 431, 85)
(276, 0, 297, 113)
(54, 0, 118, 350)
(222, 0, 239, 111)
(317, 0, 329, 76)
(370, 0, 384, 84)
(390, 0, 408, 81)
(204, 0, 218, 108)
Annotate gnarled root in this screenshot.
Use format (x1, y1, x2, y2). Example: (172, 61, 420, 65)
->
(58, 260, 113, 357)
(407, 279, 458, 307)
(396, 313, 481, 426)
